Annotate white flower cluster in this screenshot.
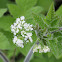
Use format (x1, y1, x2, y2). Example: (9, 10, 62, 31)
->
(11, 16, 33, 48)
(33, 45, 50, 53)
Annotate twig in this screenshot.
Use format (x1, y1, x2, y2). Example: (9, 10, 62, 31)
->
(0, 50, 9, 62)
(24, 44, 35, 62)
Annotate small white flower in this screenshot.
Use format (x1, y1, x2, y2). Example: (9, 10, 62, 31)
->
(24, 23, 28, 28)
(28, 25, 33, 31)
(14, 32, 16, 35)
(17, 39, 23, 43)
(26, 40, 29, 43)
(26, 33, 32, 37)
(14, 23, 17, 26)
(39, 49, 43, 53)
(37, 45, 41, 49)
(16, 28, 19, 33)
(29, 37, 33, 42)
(24, 23, 33, 31)
(16, 18, 20, 24)
(24, 23, 29, 31)
(33, 48, 38, 53)
(16, 39, 24, 48)
(11, 28, 15, 32)
(21, 21, 25, 24)
(24, 36, 28, 40)
(43, 46, 50, 53)
(33, 45, 42, 53)
(24, 33, 33, 42)
(17, 24, 22, 29)
(20, 16, 25, 20)
(11, 25, 15, 29)
(13, 36, 17, 44)
(21, 31, 26, 37)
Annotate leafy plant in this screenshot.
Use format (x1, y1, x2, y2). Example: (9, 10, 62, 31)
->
(0, 0, 62, 62)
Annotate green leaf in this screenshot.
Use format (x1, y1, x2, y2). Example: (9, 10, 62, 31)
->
(7, 49, 20, 59)
(0, 8, 7, 17)
(53, 31, 62, 38)
(25, 6, 43, 19)
(57, 37, 62, 58)
(16, 0, 37, 11)
(26, 18, 36, 26)
(48, 27, 59, 31)
(0, 16, 18, 50)
(31, 52, 62, 62)
(56, 5, 62, 17)
(0, 16, 15, 31)
(47, 37, 62, 59)
(8, 4, 23, 18)
(30, 53, 48, 62)
(33, 14, 46, 29)
(47, 38, 58, 58)
(0, 57, 3, 62)
(0, 31, 10, 49)
(0, 29, 19, 51)
(44, 3, 60, 28)
(56, 5, 62, 27)
(0, 0, 10, 8)
(8, 0, 42, 19)
(30, 58, 46, 62)
(37, 0, 53, 12)
(25, 14, 45, 27)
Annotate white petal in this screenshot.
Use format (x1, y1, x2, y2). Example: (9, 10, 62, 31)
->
(21, 31, 26, 37)
(14, 32, 16, 35)
(29, 37, 33, 42)
(13, 36, 17, 43)
(26, 40, 29, 43)
(26, 33, 32, 37)
(20, 16, 25, 20)
(22, 21, 25, 24)
(16, 18, 20, 24)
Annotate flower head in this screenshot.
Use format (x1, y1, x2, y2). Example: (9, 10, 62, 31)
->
(11, 16, 33, 48)
(33, 44, 50, 53)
